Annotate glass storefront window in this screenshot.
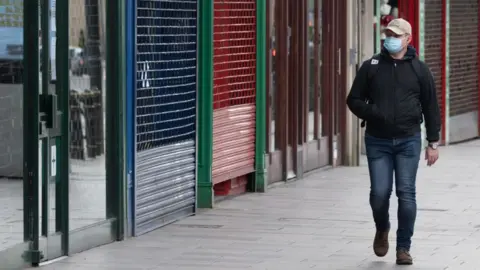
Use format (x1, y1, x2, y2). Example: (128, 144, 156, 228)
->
(0, 0, 26, 256)
(269, 0, 277, 152)
(308, 0, 322, 140)
(68, 0, 107, 232)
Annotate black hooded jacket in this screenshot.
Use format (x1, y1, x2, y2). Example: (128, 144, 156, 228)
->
(346, 46, 441, 142)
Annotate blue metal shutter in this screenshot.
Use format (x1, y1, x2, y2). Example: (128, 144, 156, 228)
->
(134, 0, 197, 236)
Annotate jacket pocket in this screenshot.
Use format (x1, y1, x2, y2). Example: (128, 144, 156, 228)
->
(397, 100, 421, 127)
(415, 101, 423, 124)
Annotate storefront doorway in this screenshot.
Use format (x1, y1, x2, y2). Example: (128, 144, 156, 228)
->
(0, 0, 124, 268)
(266, 0, 348, 183)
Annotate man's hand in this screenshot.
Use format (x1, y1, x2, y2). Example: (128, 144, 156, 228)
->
(425, 146, 439, 166)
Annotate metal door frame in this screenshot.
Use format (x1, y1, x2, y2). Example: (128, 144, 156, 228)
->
(0, 1, 40, 268)
(38, 0, 69, 261)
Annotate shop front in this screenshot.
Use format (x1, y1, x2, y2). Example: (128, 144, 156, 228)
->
(210, 0, 258, 197)
(267, 0, 349, 184)
(196, 0, 267, 207)
(0, 0, 125, 268)
(126, 0, 198, 236)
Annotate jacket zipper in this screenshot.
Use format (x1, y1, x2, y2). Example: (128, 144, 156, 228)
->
(392, 61, 396, 136)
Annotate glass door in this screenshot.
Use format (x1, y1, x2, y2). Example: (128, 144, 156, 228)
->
(4, 0, 124, 267)
(286, 0, 298, 180)
(36, 0, 69, 263)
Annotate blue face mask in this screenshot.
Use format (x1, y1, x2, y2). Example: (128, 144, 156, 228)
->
(383, 37, 403, 53)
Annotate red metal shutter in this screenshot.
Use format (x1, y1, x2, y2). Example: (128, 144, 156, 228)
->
(212, 0, 256, 189)
(449, 1, 479, 117)
(424, 0, 444, 140)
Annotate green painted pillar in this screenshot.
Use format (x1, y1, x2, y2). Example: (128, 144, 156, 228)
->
(105, 0, 126, 239)
(444, 0, 450, 144)
(197, 0, 214, 208)
(254, 0, 267, 192)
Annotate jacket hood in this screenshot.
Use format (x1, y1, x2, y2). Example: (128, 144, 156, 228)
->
(381, 45, 417, 61)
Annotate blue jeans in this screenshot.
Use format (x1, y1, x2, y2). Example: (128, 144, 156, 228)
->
(365, 132, 421, 251)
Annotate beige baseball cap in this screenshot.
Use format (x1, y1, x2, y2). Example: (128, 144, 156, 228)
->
(386, 18, 412, 35)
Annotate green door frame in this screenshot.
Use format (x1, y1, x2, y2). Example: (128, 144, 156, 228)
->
(105, 0, 126, 241)
(0, 0, 51, 268)
(21, 0, 41, 265)
(22, 0, 70, 264)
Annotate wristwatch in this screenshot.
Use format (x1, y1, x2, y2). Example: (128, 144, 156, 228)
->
(428, 142, 439, 150)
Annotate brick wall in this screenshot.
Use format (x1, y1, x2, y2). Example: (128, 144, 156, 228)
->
(424, 0, 443, 121)
(68, 0, 105, 55)
(69, 0, 87, 47)
(449, 1, 479, 117)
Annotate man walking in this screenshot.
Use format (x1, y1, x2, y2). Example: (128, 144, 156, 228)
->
(346, 18, 441, 265)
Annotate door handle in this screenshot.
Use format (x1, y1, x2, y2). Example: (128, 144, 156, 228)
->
(337, 48, 341, 75)
(39, 94, 58, 129)
(39, 94, 62, 137)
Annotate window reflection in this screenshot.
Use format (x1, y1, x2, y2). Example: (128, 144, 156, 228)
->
(68, 0, 107, 231)
(269, 0, 277, 152)
(308, 0, 322, 140)
(0, 0, 24, 252)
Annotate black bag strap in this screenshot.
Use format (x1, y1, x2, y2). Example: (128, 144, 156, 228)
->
(360, 54, 381, 127)
(410, 58, 429, 124)
(367, 54, 381, 81)
(367, 54, 426, 89)
(410, 57, 427, 87)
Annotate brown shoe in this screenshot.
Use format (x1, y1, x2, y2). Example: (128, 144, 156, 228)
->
(396, 249, 413, 265)
(373, 229, 389, 257)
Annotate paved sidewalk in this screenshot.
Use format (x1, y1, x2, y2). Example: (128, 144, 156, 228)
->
(36, 140, 480, 270)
